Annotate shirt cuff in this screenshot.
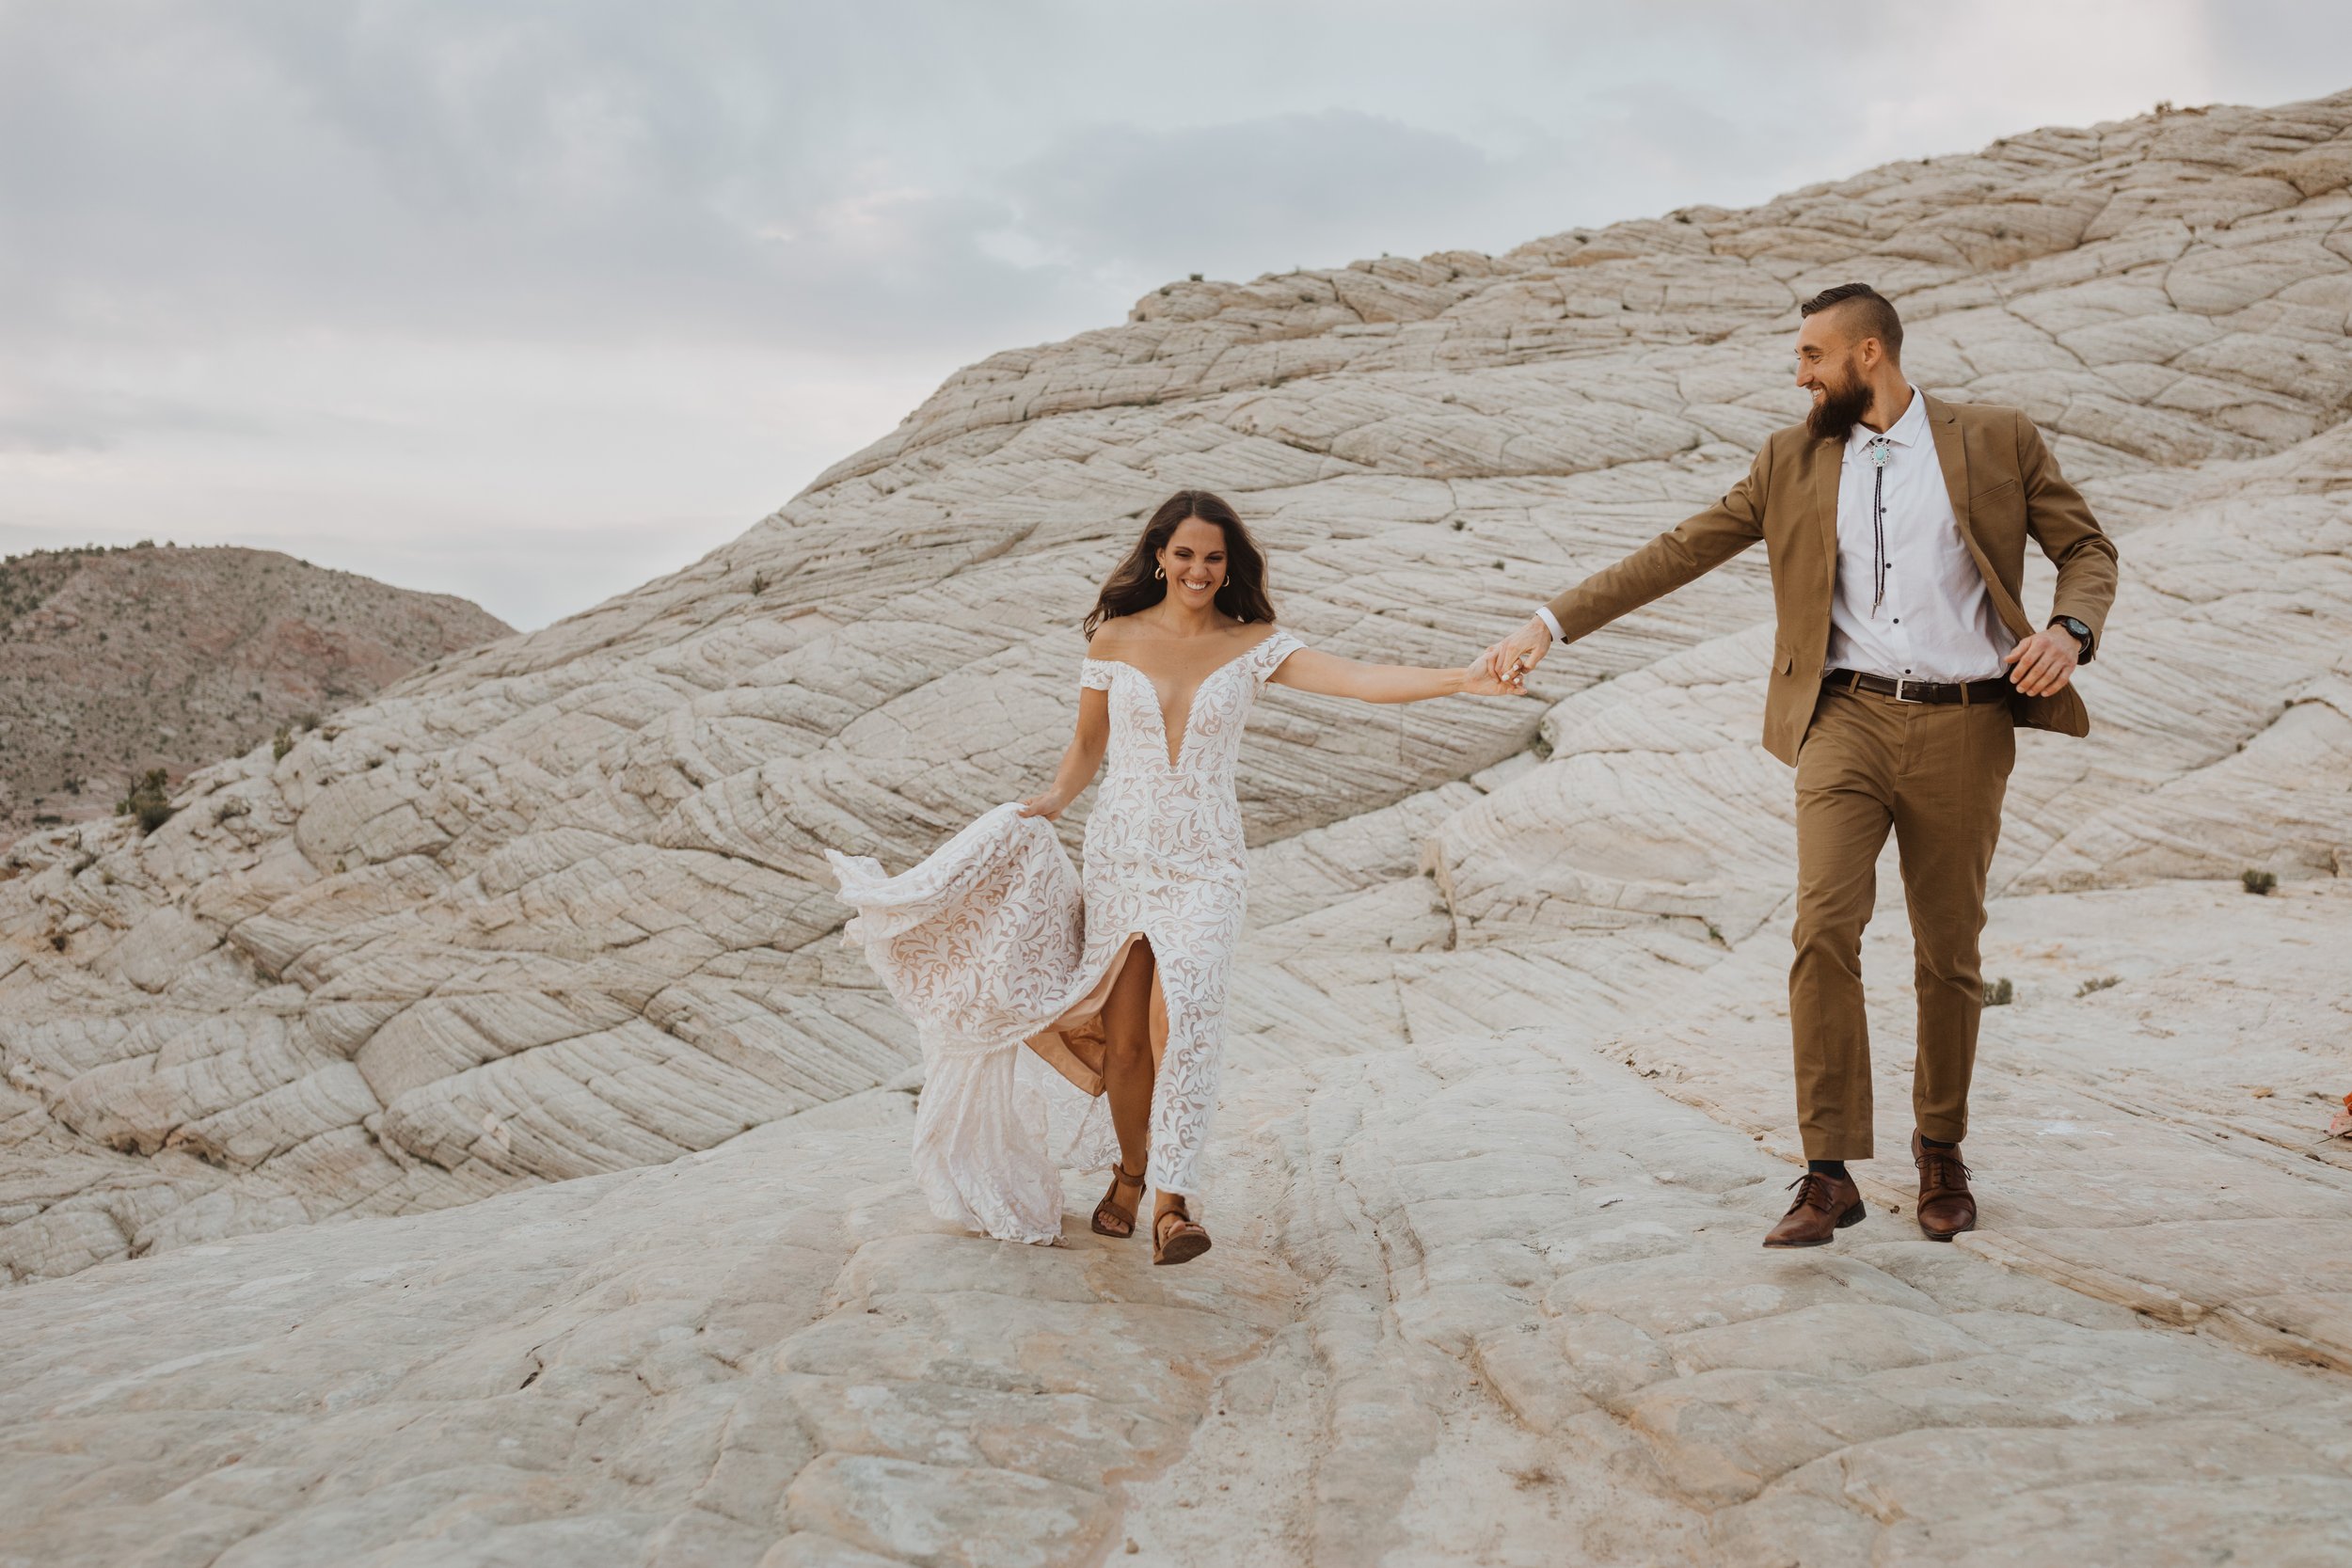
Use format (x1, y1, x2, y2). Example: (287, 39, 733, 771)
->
(1534, 605, 1565, 642)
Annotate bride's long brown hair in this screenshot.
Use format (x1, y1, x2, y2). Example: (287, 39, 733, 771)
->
(1083, 489, 1277, 639)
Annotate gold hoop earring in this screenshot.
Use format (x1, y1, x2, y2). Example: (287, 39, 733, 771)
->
(1153, 564, 1165, 579)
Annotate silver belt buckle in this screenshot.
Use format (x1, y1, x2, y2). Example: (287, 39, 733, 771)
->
(1892, 677, 1924, 704)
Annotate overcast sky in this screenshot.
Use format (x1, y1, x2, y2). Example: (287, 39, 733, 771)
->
(4, 2, 2346, 629)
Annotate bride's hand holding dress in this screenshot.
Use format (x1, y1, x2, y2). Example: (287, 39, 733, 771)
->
(1017, 683, 1109, 822)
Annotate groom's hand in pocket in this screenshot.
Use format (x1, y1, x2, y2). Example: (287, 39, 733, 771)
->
(2001, 626, 2079, 697)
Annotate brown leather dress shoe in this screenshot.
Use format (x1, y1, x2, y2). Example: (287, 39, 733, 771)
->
(1761, 1170, 1865, 1247)
(1912, 1132, 1976, 1242)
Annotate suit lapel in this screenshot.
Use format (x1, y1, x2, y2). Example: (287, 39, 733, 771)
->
(1925, 392, 2032, 639)
(1926, 392, 1974, 546)
(1811, 435, 1841, 600)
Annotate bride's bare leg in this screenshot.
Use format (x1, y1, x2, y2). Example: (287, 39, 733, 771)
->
(1101, 938, 1158, 1173)
(1086, 940, 1157, 1240)
(1101, 941, 1206, 1261)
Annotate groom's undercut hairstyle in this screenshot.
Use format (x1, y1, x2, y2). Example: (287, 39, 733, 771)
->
(1800, 282, 1903, 362)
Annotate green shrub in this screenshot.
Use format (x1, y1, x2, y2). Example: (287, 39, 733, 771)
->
(2076, 974, 2120, 997)
(1985, 977, 2014, 1006)
(273, 723, 294, 761)
(2241, 868, 2277, 895)
(116, 768, 176, 835)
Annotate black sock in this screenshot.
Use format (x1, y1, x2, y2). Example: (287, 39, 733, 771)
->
(1919, 1135, 1957, 1151)
(1807, 1159, 1849, 1180)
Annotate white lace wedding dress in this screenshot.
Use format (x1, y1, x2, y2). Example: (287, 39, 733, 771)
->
(827, 626, 1304, 1243)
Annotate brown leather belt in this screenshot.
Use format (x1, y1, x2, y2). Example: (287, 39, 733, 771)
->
(1823, 668, 2012, 705)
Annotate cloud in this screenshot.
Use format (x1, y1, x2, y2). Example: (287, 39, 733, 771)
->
(999, 110, 1520, 282)
(0, 0, 2339, 628)
(0, 2, 1083, 357)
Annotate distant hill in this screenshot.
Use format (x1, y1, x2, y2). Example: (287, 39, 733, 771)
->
(0, 543, 511, 844)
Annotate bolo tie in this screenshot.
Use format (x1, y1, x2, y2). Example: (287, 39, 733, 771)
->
(1866, 435, 1894, 615)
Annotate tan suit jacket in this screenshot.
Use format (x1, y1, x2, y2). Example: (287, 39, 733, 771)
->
(1545, 394, 2120, 767)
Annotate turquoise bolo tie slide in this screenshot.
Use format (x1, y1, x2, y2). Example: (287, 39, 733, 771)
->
(1867, 438, 1893, 467)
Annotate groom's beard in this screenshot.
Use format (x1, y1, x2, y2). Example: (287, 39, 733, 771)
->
(1806, 370, 1872, 443)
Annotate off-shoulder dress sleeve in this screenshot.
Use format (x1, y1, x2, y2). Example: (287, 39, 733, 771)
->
(1248, 628, 1305, 685)
(1079, 658, 1117, 691)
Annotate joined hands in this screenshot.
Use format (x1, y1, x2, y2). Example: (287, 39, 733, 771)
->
(1457, 657, 1518, 697)
(1478, 617, 1555, 694)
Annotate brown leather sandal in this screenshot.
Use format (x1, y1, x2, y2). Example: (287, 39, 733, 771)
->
(1091, 1160, 1146, 1239)
(1152, 1199, 1212, 1266)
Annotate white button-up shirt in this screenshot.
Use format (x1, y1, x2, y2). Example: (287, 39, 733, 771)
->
(1822, 387, 2012, 683)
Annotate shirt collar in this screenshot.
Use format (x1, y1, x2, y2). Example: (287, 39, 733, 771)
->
(1845, 385, 1927, 455)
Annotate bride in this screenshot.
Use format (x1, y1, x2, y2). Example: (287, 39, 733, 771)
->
(828, 489, 1512, 1263)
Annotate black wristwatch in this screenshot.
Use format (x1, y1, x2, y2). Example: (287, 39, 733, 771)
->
(2050, 615, 2094, 663)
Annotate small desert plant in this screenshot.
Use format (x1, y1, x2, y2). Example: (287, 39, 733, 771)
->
(750, 571, 769, 595)
(116, 768, 176, 835)
(1985, 977, 2014, 1006)
(299, 713, 321, 732)
(273, 723, 294, 761)
(2076, 974, 2120, 997)
(2241, 868, 2277, 896)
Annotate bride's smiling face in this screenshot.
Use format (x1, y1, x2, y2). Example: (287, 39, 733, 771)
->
(1157, 517, 1229, 605)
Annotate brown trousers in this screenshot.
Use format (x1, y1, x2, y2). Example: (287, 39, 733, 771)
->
(1789, 685, 2016, 1160)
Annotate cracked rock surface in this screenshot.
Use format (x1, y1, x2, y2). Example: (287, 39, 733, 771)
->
(3, 90, 2350, 1566)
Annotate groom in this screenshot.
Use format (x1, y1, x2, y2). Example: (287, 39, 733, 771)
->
(1485, 283, 2118, 1247)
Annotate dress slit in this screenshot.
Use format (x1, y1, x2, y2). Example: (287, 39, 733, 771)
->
(1024, 929, 1168, 1095)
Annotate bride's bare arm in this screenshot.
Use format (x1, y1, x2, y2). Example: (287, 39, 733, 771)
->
(1269, 646, 1513, 704)
(1018, 688, 1112, 818)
